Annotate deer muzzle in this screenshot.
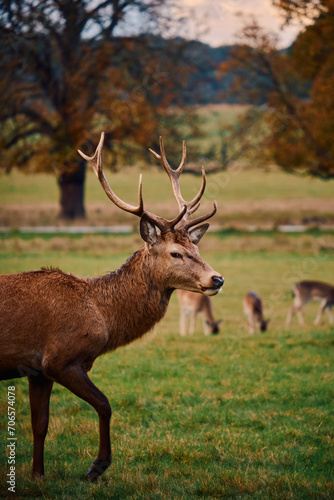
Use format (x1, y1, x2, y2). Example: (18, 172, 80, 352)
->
(201, 275, 224, 296)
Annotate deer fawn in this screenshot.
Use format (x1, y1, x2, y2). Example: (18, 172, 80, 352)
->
(0, 133, 224, 481)
(177, 290, 222, 336)
(286, 280, 334, 326)
(243, 291, 269, 334)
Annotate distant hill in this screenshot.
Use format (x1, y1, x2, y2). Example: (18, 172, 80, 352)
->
(104, 35, 253, 106)
(172, 38, 236, 104)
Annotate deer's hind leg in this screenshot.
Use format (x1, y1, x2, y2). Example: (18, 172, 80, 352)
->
(287, 295, 305, 326)
(314, 298, 328, 325)
(29, 373, 54, 477)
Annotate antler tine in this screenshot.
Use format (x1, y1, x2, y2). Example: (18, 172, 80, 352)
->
(159, 136, 186, 174)
(149, 137, 186, 212)
(188, 200, 201, 216)
(177, 167, 215, 231)
(149, 138, 206, 216)
(183, 201, 218, 231)
(78, 132, 144, 217)
(149, 138, 215, 232)
(188, 167, 206, 212)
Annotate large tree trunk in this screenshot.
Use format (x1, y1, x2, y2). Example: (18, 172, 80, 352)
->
(58, 160, 86, 220)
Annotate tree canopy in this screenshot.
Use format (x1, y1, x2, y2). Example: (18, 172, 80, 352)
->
(0, 0, 189, 217)
(221, 0, 334, 179)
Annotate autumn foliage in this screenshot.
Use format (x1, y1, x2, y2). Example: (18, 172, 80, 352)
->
(222, 0, 334, 178)
(0, 0, 189, 218)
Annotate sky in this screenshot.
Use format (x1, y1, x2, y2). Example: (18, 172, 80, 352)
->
(180, 0, 303, 48)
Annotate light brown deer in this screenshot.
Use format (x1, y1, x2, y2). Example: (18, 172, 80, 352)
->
(243, 291, 269, 334)
(0, 133, 223, 481)
(177, 290, 222, 336)
(286, 280, 334, 326)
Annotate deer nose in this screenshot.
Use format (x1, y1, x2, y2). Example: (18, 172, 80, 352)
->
(212, 276, 224, 288)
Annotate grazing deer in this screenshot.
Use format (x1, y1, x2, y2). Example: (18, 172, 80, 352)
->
(243, 291, 269, 334)
(177, 290, 222, 336)
(286, 280, 334, 326)
(0, 133, 224, 482)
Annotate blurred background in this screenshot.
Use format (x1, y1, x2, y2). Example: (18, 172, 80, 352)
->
(0, 0, 333, 227)
(1, 4, 334, 497)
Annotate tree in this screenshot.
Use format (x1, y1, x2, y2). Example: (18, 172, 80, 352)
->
(222, 1, 334, 179)
(273, 0, 329, 22)
(274, 0, 334, 178)
(0, 0, 180, 219)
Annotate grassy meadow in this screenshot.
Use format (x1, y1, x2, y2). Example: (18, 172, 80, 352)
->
(0, 231, 333, 499)
(0, 115, 334, 498)
(0, 162, 334, 229)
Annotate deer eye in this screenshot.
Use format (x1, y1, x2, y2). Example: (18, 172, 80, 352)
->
(171, 252, 182, 259)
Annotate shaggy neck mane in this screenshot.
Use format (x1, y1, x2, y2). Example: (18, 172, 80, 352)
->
(89, 249, 172, 351)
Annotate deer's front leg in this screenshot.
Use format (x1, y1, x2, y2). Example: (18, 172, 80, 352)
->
(247, 315, 255, 334)
(29, 373, 54, 477)
(53, 365, 112, 481)
(203, 316, 211, 336)
(179, 307, 189, 336)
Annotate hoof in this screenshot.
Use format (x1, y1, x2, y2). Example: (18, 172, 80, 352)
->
(32, 468, 45, 479)
(87, 460, 110, 482)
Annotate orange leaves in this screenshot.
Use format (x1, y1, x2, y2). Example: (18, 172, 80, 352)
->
(224, 4, 334, 178)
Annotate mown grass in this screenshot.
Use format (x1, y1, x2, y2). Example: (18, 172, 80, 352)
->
(1, 163, 333, 206)
(1, 130, 334, 229)
(0, 232, 333, 499)
(175, 103, 250, 155)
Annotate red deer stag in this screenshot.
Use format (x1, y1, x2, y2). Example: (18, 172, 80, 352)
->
(243, 291, 269, 334)
(286, 280, 334, 326)
(177, 290, 222, 336)
(0, 133, 224, 481)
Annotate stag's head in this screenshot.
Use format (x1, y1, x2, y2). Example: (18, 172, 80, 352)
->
(78, 134, 224, 296)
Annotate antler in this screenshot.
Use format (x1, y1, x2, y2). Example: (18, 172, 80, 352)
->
(78, 133, 187, 233)
(149, 136, 217, 230)
(79, 133, 144, 216)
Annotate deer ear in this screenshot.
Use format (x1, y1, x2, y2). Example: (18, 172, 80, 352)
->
(140, 213, 159, 245)
(189, 223, 209, 245)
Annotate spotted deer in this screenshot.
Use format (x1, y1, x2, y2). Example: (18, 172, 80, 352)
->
(177, 290, 222, 336)
(0, 133, 224, 481)
(243, 291, 269, 334)
(286, 280, 334, 326)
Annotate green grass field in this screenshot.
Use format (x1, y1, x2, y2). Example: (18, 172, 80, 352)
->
(1, 163, 334, 229)
(0, 232, 333, 499)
